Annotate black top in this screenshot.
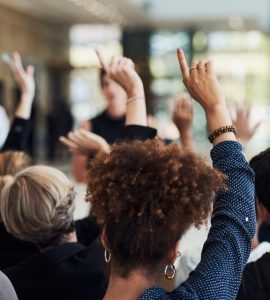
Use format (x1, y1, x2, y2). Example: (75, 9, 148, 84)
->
(258, 223, 270, 243)
(1, 117, 31, 153)
(3, 241, 107, 300)
(0, 217, 100, 270)
(91, 110, 125, 144)
(0, 223, 37, 270)
(237, 252, 270, 300)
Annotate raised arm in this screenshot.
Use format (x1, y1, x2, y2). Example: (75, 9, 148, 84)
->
(64, 54, 155, 164)
(2, 53, 35, 152)
(96, 50, 147, 127)
(232, 102, 261, 144)
(175, 49, 256, 299)
(172, 93, 195, 151)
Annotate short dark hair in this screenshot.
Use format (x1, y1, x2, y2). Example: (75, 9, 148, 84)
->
(250, 148, 270, 212)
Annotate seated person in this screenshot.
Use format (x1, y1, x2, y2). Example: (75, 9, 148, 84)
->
(72, 50, 128, 182)
(1, 166, 107, 300)
(85, 51, 256, 299)
(0, 151, 36, 269)
(237, 148, 270, 299)
(0, 53, 101, 269)
(1, 54, 157, 300)
(251, 149, 270, 244)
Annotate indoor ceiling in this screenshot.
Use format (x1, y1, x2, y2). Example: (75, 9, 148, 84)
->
(0, 0, 269, 32)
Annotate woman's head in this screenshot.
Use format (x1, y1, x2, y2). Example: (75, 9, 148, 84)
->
(86, 140, 225, 278)
(0, 165, 75, 248)
(99, 68, 127, 109)
(0, 151, 32, 192)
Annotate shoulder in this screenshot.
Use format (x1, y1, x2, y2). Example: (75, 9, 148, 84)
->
(3, 264, 24, 279)
(91, 111, 107, 122)
(79, 111, 107, 131)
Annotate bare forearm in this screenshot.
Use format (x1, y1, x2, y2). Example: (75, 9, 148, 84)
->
(205, 105, 236, 146)
(125, 86, 147, 127)
(15, 95, 33, 119)
(180, 131, 195, 151)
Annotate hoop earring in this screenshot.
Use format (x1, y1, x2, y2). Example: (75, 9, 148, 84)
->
(177, 251, 181, 258)
(164, 264, 176, 280)
(104, 249, 111, 263)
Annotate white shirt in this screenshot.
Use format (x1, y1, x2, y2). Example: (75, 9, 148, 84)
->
(248, 241, 270, 263)
(0, 105, 9, 149)
(0, 271, 18, 300)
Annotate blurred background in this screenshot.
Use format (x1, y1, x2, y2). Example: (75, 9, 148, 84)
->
(0, 0, 270, 163)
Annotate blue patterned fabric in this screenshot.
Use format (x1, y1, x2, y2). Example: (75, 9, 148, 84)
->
(139, 141, 256, 300)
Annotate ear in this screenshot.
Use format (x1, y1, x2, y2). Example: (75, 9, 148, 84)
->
(257, 202, 269, 223)
(101, 227, 110, 250)
(167, 241, 181, 265)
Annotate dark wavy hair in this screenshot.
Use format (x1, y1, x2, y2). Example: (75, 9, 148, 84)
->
(250, 148, 270, 212)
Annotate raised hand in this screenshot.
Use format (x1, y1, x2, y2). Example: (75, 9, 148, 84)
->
(95, 49, 143, 98)
(60, 128, 110, 155)
(176, 48, 236, 145)
(173, 94, 194, 134)
(233, 104, 261, 143)
(173, 93, 195, 150)
(176, 49, 225, 113)
(95, 49, 147, 126)
(11, 52, 35, 101)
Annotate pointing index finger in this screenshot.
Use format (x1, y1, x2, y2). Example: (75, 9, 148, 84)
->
(95, 48, 108, 72)
(177, 48, 190, 81)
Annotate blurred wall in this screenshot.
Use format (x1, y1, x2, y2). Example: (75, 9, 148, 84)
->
(0, 4, 70, 113)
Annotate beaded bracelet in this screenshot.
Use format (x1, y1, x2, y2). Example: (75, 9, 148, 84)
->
(208, 125, 236, 143)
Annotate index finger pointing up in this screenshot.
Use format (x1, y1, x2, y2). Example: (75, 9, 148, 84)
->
(177, 48, 190, 81)
(95, 48, 108, 71)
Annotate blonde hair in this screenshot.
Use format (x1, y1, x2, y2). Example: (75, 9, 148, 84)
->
(0, 151, 31, 193)
(0, 165, 75, 246)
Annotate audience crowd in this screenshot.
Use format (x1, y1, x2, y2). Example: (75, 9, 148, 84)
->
(0, 44, 268, 300)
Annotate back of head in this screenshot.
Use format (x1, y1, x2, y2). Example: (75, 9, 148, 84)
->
(0, 165, 75, 247)
(0, 151, 31, 193)
(86, 139, 225, 277)
(250, 148, 270, 212)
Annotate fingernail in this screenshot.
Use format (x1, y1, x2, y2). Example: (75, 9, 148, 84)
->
(177, 48, 183, 54)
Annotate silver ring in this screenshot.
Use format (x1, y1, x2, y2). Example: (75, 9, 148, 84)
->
(198, 67, 206, 70)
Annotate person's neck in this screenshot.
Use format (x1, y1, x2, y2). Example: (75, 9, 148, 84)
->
(38, 231, 77, 253)
(106, 104, 126, 120)
(103, 269, 156, 300)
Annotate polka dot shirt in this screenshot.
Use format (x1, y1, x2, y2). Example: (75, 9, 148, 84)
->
(139, 141, 256, 300)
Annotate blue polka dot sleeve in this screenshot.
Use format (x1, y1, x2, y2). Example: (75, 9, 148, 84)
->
(139, 141, 256, 300)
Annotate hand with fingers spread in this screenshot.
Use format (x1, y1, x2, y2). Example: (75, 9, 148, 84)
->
(173, 93, 194, 135)
(60, 128, 110, 155)
(11, 52, 35, 102)
(177, 48, 236, 145)
(233, 104, 261, 143)
(173, 93, 195, 150)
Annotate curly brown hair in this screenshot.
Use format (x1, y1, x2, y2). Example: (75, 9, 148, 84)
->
(86, 139, 225, 277)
